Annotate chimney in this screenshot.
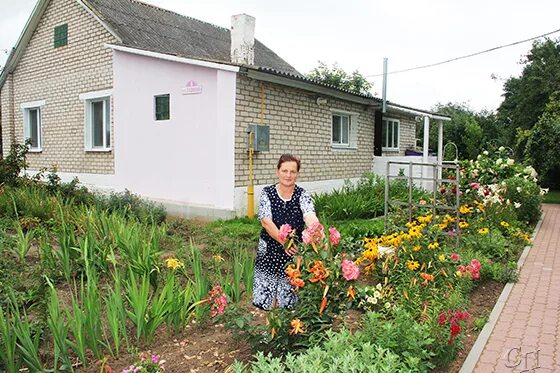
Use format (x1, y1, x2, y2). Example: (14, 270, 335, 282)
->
(230, 14, 255, 65)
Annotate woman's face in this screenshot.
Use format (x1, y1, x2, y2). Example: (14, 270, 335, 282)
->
(276, 161, 299, 188)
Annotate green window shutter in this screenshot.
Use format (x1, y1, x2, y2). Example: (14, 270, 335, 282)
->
(155, 94, 170, 121)
(54, 24, 68, 48)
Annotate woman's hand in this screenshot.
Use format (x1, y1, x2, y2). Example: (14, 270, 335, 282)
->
(285, 243, 298, 257)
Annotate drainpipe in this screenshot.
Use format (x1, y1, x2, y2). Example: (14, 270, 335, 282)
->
(437, 120, 444, 180)
(423, 116, 430, 188)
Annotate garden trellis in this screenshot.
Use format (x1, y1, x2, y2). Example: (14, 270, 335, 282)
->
(384, 160, 461, 244)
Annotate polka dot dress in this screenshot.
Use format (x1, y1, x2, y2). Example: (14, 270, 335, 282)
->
(252, 184, 315, 310)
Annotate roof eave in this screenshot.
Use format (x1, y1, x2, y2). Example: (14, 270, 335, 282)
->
(245, 68, 381, 107)
(0, 0, 50, 88)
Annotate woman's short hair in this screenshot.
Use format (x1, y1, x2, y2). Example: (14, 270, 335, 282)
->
(277, 153, 301, 171)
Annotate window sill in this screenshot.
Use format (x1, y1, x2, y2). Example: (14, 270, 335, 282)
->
(331, 145, 357, 151)
(382, 148, 400, 153)
(85, 148, 112, 153)
(28, 148, 43, 153)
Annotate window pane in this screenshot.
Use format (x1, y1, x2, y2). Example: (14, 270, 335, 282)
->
(92, 101, 104, 147)
(105, 99, 111, 147)
(341, 116, 349, 144)
(155, 94, 170, 121)
(29, 109, 39, 148)
(54, 24, 68, 48)
(387, 120, 393, 148)
(393, 122, 399, 148)
(332, 115, 341, 143)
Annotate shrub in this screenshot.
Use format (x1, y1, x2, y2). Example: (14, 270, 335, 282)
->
(96, 190, 167, 224)
(0, 142, 29, 186)
(502, 177, 542, 225)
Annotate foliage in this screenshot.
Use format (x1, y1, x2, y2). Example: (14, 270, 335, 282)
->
(502, 176, 543, 225)
(235, 329, 426, 372)
(0, 141, 29, 186)
(306, 61, 373, 96)
(525, 97, 560, 189)
(314, 173, 429, 220)
(97, 189, 167, 224)
(498, 38, 560, 150)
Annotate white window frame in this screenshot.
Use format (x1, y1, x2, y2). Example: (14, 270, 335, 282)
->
(331, 110, 358, 149)
(21, 100, 46, 152)
(382, 118, 400, 151)
(80, 89, 112, 152)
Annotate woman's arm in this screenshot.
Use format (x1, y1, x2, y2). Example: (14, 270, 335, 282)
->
(261, 217, 283, 244)
(304, 212, 319, 227)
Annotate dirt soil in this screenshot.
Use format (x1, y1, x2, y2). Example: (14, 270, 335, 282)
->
(78, 281, 505, 373)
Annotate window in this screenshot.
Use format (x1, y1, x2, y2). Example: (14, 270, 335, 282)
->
(332, 112, 358, 148)
(80, 90, 111, 151)
(382, 118, 400, 150)
(155, 94, 170, 121)
(21, 100, 45, 152)
(54, 24, 68, 48)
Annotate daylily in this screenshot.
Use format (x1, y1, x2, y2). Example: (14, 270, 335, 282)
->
(347, 286, 357, 301)
(288, 319, 305, 335)
(329, 227, 341, 246)
(308, 260, 330, 285)
(285, 255, 304, 290)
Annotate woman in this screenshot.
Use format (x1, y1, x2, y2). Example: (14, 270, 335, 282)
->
(252, 154, 319, 310)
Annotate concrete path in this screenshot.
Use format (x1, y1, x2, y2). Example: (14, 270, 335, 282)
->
(461, 204, 560, 372)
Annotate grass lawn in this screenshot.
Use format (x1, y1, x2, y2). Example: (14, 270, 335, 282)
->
(543, 190, 560, 204)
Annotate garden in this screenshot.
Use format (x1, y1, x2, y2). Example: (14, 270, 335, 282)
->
(0, 144, 547, 372)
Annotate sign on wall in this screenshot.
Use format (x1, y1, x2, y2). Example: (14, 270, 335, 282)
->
(182, 80, 202, 95)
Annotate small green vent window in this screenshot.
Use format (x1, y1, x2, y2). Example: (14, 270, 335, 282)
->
(54, 24, 68, 48)
(155, 94, 170, 121)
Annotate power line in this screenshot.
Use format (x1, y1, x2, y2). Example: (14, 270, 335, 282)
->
(367, 27, 560, 77)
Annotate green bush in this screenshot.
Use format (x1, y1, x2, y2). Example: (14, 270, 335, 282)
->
(314, 173, 429, 221)
(0, 142, 29, 186)
(502, 177, 542, 225)
(96, 190, 167, 224)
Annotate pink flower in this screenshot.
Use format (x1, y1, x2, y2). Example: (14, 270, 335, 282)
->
(302, 222, 325, 245)
(151, 355, 160, 364)
(458, 265, 466, 272)
(329, 227, 341, 246)
(471, 259, 481, 270)
(450, 253, 460, 262)
(470, 182, 480, 189)
(207, 284, 228, 317)
(278, 224, 292, 243)
(341, 259, 360, 281)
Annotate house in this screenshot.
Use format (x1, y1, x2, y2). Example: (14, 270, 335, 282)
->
(0, 0, 450, 218)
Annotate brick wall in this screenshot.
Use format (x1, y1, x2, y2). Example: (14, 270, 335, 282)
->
(234, 75, 376, 187)
(1, 0, 117, 173)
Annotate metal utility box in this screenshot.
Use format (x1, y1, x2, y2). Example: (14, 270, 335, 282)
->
(247, 124, 270, 152)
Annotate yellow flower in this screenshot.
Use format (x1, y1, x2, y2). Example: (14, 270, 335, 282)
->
(438, 254, 446, 261)
(474, 201, 485, 212)
(438, 223, 448, 230)
(455, 271, 463, 277)
(165, 258, 184, 270)
(459, 205, 473, 214)
(406, 260, 420, 271)
(212, 254, 224, 262)
(523, 234, 531, 243)
(428, 242, 440, 249)
(412, 245, 422, 252)
(417, 214, 433, 223)
(459, 221, 469, 229)
(500, 221, 510, 228)
(478, 228, 489, 235)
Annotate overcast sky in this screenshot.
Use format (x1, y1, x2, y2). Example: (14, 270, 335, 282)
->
(1, 0, 560, 112)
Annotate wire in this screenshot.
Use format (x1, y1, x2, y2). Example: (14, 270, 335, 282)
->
(367, 27, 560, 77)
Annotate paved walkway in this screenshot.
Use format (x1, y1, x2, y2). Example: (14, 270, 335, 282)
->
(462, 204, 560, 372)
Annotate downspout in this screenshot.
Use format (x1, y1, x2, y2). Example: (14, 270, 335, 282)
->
(422, 116, 430, 189)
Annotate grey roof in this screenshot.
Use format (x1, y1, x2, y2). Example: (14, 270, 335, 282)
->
(84, 0, 300, 75)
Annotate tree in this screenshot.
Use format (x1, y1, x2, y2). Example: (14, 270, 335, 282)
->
(525, 97, 560, 188)
(306, 62, 373, 96)
(497, 38, 560, 152)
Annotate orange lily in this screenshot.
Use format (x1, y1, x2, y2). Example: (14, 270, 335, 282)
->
(420, 272, 434, 285)
(319, 285, 330, 315)
(286, 256, 304, 290)
(308, 260, 330, 285)
(347, 286, 357, 301)
(288, 319, 305, 335)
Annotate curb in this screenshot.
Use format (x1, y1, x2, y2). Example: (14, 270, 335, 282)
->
(458, 211, 546, 373)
